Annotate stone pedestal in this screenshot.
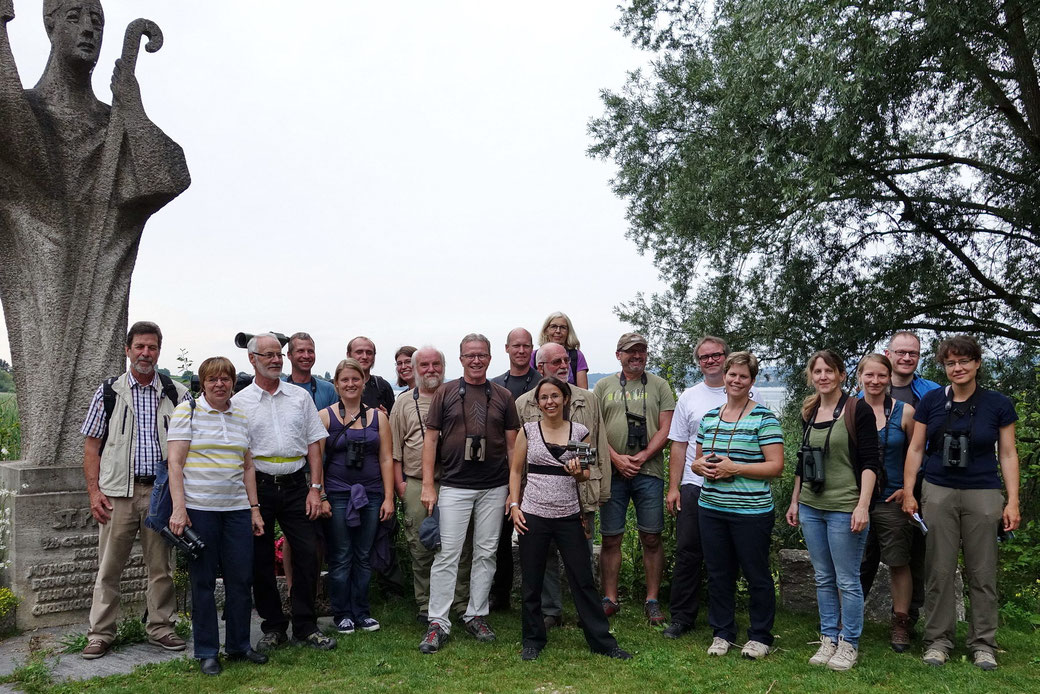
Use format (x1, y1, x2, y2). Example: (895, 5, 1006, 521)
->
(779, 548, 965, 624)
(0, 461, 147, 630)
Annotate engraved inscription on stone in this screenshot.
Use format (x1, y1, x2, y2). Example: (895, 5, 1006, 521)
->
(23, 506, 147, 617)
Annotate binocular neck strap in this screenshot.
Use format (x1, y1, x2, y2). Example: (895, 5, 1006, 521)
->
(802, 392, 850, 455)
(619, 372, 648, 420)
(943, 386, 977, 435)
(458, 378, 492, 439)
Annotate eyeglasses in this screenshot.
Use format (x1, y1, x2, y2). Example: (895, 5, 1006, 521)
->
(461, 353, 490, 361)
(943, 358, 977, 369)
(548, 324, 569, 332)
(395, 359, 411, 367)
(547, 357, 571, 366)
(697, 351, 725, 363)
(251, 351, 283, 360)
(892, 350, 920, 358)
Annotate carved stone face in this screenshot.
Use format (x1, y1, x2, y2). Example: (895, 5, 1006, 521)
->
(48, 1, 105, 68)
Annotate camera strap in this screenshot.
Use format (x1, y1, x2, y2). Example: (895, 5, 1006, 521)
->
(413, 388, 426, 437)
(943, 386, 977, 433)
(503, 370, 535, 393)
(801, 393, 849, 456)
(706, 398, 753, 460)
(457, 378, 493, 439)
(619, 372, 648, 420)
(324, 402, 367, 468)
(879, 395, 894, 453)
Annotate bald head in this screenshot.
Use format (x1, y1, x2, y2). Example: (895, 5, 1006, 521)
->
(537, 342, 570, 381)
(504, 327, 534, 373)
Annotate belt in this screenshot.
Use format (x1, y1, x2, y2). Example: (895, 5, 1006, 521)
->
(528, 464, 572, 477)
(134, 474, 156, 485)
(253, 455, 305, 465)
(256, 469, 307, 488)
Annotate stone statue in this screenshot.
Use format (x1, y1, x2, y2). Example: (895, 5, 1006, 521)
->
(0, 0, 190, 465)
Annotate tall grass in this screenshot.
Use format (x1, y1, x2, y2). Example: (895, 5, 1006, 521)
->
(0, 393, 20, 461)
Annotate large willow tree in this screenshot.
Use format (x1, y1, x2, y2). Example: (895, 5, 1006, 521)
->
(591, 0, 1040, 381)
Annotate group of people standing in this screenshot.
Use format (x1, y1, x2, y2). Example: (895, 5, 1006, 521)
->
(77, 317, 1021, 675)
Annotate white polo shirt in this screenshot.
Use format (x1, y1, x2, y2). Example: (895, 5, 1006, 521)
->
(232, 380, 327, 476)
(669, 381, 761, 487)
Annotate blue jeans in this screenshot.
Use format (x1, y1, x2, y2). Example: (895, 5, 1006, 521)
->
(600, 473, 664, 536)
(187, 508, 254, 658)
(326, 490, 383, 621)
(798, 504, 869, 647)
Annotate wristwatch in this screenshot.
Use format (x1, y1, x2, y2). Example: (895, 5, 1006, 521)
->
(310, 483, 322, 490)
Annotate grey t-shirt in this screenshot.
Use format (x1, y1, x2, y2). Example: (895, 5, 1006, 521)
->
(491, 369, 540, 401)
(890, 383, 916, 407)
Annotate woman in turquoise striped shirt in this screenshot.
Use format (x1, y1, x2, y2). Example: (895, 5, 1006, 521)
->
(691, 351, 784, 660)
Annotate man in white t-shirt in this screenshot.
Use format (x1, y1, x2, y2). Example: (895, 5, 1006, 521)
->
(663, 336, 760, 638)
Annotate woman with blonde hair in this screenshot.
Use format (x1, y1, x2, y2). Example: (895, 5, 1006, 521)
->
(785, 349, 880, 671)
(856, 353, 917, 652)
(532, 312, 589, 388)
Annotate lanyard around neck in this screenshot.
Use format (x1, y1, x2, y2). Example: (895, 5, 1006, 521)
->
(619, 372, 648, 419)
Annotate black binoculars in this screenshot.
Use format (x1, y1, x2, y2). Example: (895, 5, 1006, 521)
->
(159, 525, 207, 561)
(465, 435, 486, 462)
(345, 439, 367, 469)
(625, 412, 648, 451)
(798, 445, 825, 484)
(942, 431, 970, 468)
(565, 440, 596, 470)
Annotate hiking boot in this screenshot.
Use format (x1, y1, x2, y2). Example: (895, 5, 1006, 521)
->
(890, 612, 911, 653)
(644, 599, 666, 626)
(707, 636, 731, 656)
(741, 640, 770, 660)
(603, 646, 633, 660)
(662, 622, 692, 639)
(419, 623, 448, 654)
(255, 630, 288, 653)
(358, 617, 380, 632)
(335, 617, 355, 634)
(972, 650, 998, 671)
(465, 616, 496, 643)
(148, 633, 187, 651)
(80, 639, 110, 660)
(923, 647, 948, 667)
(601, 597, 619, 617)
(521, 646, 541, 661)
(826, 637, 858, 671)
(808, 635, 837, 666)
(295, 631, 336, 651)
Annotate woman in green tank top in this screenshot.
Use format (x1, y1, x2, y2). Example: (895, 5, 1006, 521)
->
(784, 350, 881, 672)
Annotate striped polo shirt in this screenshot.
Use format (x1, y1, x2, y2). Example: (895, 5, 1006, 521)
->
(167, 396, 252, 511)
(696, 404, 783, 514)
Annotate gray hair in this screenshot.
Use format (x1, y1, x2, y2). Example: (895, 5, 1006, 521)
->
(288, 331, 314, 353)
(247, 332, 280, 354)
(412, 345, 446, 372)
(459, 333, 491, 354)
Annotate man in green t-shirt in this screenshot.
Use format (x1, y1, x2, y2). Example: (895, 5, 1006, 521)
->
(593, 333, 675, 626)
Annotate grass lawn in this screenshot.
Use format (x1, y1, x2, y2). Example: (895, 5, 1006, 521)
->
(34, 598, 1040, 694)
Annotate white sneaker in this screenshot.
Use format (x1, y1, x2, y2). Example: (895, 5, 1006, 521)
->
(706, 636, 731, 656)
(741, 640, 770, 660)
(827, 637, 858, 671)
(808, 635, 837, 666)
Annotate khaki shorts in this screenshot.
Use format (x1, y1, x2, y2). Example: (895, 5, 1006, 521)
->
(870, 499, 915, 567)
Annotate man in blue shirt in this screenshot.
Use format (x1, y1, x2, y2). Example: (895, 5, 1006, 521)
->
(283, 332, 338, 409)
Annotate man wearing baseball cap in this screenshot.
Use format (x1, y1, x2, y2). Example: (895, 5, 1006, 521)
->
(593, 333, 675, 626)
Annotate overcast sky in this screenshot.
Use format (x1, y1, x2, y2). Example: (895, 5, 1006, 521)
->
(1, 1, 667, 382)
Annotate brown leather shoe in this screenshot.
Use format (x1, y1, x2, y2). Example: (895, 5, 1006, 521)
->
(890, 612, 911, 653)
(148, 633, 187, 651)
(80, 639, 110, 660)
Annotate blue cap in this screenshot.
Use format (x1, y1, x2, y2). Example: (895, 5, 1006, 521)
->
(419, 507, 441, 551)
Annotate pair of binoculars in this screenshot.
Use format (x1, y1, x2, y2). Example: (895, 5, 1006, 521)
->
(625, 412, 648, 451)
(565, 440, 596, 470)
(158, 525, 207, 561)
(798, 445, 825, 484)
(942, 431, 970, 468)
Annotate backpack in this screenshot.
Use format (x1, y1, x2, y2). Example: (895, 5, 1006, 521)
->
(843, 397, 887, 505)
(98, 373, 183, 454)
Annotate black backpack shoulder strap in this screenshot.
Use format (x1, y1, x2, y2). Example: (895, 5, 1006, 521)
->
(568, 348, 579, 383)
(157, 373, 182, 407)
(843, 395, 858, 449)
(99, 375, 120, 454)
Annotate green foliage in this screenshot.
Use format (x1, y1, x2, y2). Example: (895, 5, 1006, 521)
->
(591, 0, 1040, 385)
(174, 613, 192, 641)
(58, 632, 88, 654)
(0, 369, 13, 393)
(0, 586, 17, 618)
(0, 393, 19, 460)
(2, 649, 54, 694)
(114, 615, 148, 646)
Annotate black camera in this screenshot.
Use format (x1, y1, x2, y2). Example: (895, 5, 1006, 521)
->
(705, 454, 733, 483)
(942, 431, 970, 468)
(464, 435, 486, 462)
(798, 445, 825, 484)
(625, 412, 648, 451)
(158, 525, 207, 561)
(345, 439, 366, 469)
(565, 440, 596, 470)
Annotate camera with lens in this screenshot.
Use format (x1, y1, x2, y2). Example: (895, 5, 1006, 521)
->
(798, 445, 825, 484)
(158, 525, 207, 561)
(565, 440, 596, 470)
(345, 439, 366, 469)
(464, 435, 486, 462)
(942, 430, 970, 469)
(625, 412, 648, 451)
